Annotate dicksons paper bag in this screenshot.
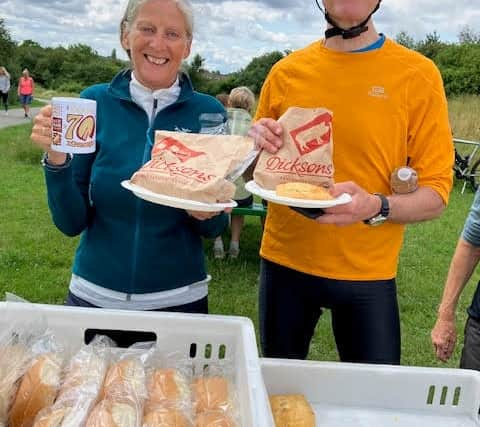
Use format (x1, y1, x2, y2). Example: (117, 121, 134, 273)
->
(254, 107, 334, 190)
(131, 131, 255, 204)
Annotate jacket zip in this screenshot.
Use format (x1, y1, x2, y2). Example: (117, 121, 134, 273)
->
(129, 99, 159, 296)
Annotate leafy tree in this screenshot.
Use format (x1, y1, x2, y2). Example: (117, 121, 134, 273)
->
(458, 26, 480, 44)
(234, 51, 284, 94)
(184, 54, 208, 91)
(0, 18, 15, 69)
(416, 31, 444, 60)
(395, 31, 416, 49)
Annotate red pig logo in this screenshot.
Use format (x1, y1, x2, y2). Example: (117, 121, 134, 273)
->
(289, 112, 332, 156)
(152, 137, 206, 162)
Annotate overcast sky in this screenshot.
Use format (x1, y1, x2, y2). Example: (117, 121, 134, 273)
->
(2, 0, 479, 73)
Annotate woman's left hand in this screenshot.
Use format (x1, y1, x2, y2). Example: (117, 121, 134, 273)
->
(315, 181, 382, 226)
(187, 207, 232, 221)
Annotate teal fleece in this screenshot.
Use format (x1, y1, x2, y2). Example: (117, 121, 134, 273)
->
(44, 69, 228, 294)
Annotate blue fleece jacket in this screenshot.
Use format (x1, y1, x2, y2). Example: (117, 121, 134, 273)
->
(44, 69, 228, 294)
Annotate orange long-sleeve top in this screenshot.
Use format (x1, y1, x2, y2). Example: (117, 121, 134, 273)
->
(255, 38, 453, 280)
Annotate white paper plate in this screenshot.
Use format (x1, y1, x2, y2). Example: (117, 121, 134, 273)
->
(121, 180, 237, 211)
(245, 180, 352, 208)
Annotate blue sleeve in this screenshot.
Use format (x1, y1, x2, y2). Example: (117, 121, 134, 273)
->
(44, 153, 96, 236)
(462, 188, 480, 247)
(190, 212, 228, 239)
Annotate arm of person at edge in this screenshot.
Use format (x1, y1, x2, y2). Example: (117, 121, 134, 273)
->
(248, 118, 446, 226)
(431, 237, 480, 362)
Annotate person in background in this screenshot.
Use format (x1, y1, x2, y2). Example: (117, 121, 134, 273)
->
(215, 93, 229, 108)
(0, 66, 10, 115)
(213, 86, 255, 259)
(30, 0, 228, 334)
(431, 188, 480, 369)
(18, 68, 34, 118)
(249, 0, 453, 364)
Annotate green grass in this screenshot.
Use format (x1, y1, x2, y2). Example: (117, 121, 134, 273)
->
(0, 122, 478, 369)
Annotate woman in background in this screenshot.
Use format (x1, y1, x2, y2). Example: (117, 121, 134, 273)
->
(18, 68, 34, 118)
(0, 66, 10, 115)
(213, 86, 255, 258)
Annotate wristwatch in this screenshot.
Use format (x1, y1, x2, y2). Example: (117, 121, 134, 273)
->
(363, 193, 389, 226)
(41, 152, 73, 170)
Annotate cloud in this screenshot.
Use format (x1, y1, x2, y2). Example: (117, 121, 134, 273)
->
(2, 0, 479, 73)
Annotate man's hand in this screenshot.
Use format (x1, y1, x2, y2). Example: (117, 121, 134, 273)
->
(315, 181, 381, 226)
(248, 118, 283, 154)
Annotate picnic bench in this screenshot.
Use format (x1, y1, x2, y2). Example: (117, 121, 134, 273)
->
(231, 202, 267, 217)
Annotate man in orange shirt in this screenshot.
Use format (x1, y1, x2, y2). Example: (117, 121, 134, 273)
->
(250, 0, 453, 364)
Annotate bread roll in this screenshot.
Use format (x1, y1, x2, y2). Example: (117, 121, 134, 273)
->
(143, 407, 191, 427)
(276, 182, 333, 200)
(145, 368, 189, 411)
(101, 359, 146, 400)
(0, 344, 29, 424)
(195, 411, 235, 427)
(85, 400, 138, 427)
(191, 377, 229, 414)
(269, 394, 315, 427)
(33, 407, 69, 427)
(60, 352, 106, 395)
(9, 353, 63, 427)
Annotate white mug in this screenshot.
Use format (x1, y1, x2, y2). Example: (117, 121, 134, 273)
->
(51, 97, 97, 154)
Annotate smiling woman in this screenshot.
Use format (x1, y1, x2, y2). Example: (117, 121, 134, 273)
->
(120, 0, 193, 90)
(28, 0, 229, 333)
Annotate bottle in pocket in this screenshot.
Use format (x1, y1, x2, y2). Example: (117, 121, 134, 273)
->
(390, 166, 418, 194)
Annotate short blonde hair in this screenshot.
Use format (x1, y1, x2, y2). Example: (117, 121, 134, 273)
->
(228, 86, 255, 113)
(120, 0, 194, 54)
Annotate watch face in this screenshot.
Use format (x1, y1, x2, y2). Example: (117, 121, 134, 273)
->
(368, 215, 387, 226)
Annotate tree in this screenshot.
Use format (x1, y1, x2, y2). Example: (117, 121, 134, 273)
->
(234, 51, 284, 94)
(111, 48, 117, 60)
(416, 31, 444, 60)
(0, 19, 16, 70)
(184, 54, 207, 91)
(395, 31, 416, 49)
(458, 26, 480, 44)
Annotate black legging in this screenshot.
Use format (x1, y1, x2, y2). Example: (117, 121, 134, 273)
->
(0, 92, 8, 111)
(259, 258, 401, 364)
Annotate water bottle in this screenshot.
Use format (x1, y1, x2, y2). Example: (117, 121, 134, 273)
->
(390, 166, 418, 194)
(198, 113, 226, 135)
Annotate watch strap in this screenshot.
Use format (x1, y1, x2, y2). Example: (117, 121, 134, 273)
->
(363, 193, 389, 225)
(41, 152, 73, 171)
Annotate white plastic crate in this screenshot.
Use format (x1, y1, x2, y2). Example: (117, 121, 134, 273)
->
(261, 358, 480, 426)
(0, 301, 271, 427)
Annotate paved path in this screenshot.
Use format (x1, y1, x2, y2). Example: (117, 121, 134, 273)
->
(0, 106, 42, 129)
(0, 98, 51, 129)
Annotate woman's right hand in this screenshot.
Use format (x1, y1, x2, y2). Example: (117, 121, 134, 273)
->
(31, 104, 67, 165)
(248, 118, 283, 154)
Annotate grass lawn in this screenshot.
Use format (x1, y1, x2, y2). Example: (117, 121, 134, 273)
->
(0, 119, 479, 369)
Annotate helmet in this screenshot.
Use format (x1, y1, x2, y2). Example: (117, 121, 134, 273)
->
(315, 0, 381, 39)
